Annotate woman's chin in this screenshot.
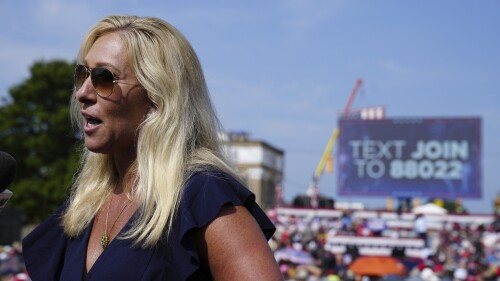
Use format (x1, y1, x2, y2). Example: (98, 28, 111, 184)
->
(84, 142, 111, 154)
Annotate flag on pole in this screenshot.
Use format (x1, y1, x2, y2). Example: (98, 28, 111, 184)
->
(311, 182, 319, 209)
(326, 154, 334, 174)
(275, 183, 283, 208)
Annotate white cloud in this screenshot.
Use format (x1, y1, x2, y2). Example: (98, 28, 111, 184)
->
(33, 0, 94, 35)
(279, 0, 346, 33)
(0, 41, 38, 82)
(209, 74, 337, 130)
(171, 7, 257, 26)
(377, 60, 412, 75)
(0, 0, 97, 96)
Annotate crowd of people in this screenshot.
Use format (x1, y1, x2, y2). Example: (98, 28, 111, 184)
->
(2, 211, 500, 280)
(268, 210, 500, 281)
(0, 242, 29, 281)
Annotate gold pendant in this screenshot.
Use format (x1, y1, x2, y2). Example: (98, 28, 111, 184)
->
(101, 233, 109, 249)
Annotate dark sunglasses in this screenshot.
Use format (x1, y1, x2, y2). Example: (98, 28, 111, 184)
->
(74, 64, 140, 97)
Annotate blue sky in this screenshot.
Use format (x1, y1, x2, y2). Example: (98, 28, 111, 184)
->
(1, 1, 499, 213)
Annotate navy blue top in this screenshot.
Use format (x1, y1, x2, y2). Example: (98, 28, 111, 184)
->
(22, 172, 276, 281)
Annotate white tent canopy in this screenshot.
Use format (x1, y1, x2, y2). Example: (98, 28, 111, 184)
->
(412, 202, 448, 215)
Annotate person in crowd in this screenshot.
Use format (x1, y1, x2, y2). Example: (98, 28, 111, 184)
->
(340, 211, 353, 234)
(366, 211, 387, 237)
(414, 213, 429, 247)
(22, 15, 283, 281)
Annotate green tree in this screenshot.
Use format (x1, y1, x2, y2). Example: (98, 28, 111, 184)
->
(0, 60, 80, 223)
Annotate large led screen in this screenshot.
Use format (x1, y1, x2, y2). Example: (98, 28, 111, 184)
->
(337, 118, 481, 198)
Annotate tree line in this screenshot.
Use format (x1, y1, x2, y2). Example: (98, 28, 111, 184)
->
(0, 60, 80, 224)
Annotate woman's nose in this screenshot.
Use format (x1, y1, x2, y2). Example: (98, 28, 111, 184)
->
(75, 77, 96, 103)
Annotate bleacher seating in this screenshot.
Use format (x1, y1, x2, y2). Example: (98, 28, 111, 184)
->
(325, 235, 426, 258)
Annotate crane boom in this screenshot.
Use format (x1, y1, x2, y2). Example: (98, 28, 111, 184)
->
(342, 79, 363, 114)
(309, 79, 363, 186)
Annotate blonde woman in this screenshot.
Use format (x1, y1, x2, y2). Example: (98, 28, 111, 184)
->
(22, 15, 283, 281)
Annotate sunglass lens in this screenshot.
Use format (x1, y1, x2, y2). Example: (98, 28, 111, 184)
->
(91, 68, 115, 96)
(74, 65, 88, 90)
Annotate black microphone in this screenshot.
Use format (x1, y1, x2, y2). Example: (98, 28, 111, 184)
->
(0, 151, 17, 211)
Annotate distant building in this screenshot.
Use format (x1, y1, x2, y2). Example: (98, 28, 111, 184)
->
(223, 131, 284, 210)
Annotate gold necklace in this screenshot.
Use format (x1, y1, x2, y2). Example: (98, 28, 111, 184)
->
(101, 196, 131, 249)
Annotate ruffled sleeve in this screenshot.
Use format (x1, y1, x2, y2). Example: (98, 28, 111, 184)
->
(169, 171, 276, 281)
(22, 203, 69, 280)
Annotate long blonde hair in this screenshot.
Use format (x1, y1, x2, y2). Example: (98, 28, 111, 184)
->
(63, 15, 236, 248)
